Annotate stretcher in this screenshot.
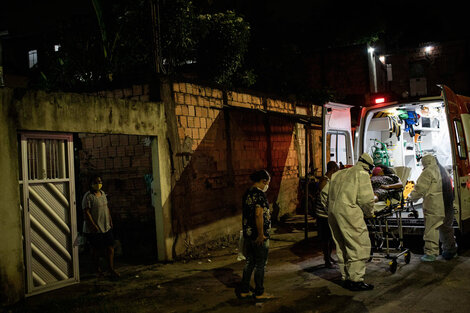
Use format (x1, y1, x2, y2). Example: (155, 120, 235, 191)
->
(366, 184, 412, 274)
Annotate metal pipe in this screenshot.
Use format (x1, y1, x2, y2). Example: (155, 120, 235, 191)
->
(58, 140, 66, 178)
(304, 125, 309, 240)
(39, 139, 47, 179)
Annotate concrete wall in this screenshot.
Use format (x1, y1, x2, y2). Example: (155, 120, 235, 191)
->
(0, 88, 24, 306)
(0, 87, 171, 306)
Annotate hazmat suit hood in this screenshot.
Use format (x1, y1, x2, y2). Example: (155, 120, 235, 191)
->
(421, 154, 437, 169)
(358, 153, 375, 173)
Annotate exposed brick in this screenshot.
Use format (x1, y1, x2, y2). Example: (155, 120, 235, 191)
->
(184, 94, 192, 105)
(187, 116, 194, 128)
(175, 105, 182, 116)
(179, 116, 187, 127)
(188, 105, 195, 117)
(119, 135, 129, 146)
(133, 84, 142, 95)
(113, 89, 124, 98)
(198, 128, 206, 140)
(122, 157, 131, 167)
(176, 93, 185, 105)
(181, 105, 189, 116)
(117, 146, 126, 157)
(107, 146, 117, 157)
(194, 117, 200, 128)
(123, 88, 132, 98)
(186, 83, 193, 94)
(125, 145, 135, 156)
(178, 128, 185, 140)
(93, 136, 101, 148)
(105, 158, 114, 169)
(129, 135, 138, 145)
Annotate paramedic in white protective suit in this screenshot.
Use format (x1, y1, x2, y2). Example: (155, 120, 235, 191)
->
(408, 154, 458, 262)
(328, 152, 376, 291)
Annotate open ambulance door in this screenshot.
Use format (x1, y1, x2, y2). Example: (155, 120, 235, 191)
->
(441, 85, 470, 234)
(322, 103, 354, 174)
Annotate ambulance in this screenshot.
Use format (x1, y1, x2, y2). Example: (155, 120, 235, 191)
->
(323, 85, 470, 237)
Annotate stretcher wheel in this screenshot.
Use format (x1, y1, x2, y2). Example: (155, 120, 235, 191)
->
(389, 260, 398, 274)
(404, 252, 411, 264)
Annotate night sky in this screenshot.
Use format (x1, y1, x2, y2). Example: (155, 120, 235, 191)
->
(1, 0, 468, 48)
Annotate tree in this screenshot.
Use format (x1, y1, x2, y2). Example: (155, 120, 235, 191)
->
(32, 0, 253, 91)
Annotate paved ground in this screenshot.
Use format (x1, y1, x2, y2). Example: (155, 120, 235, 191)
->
(5, 218, 470, 313)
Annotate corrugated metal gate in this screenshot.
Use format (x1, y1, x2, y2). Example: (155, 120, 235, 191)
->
(19, 132, 79, 296)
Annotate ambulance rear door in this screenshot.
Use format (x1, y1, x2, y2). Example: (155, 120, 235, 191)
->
(322, 103, 354, 173)
(441, 85, 470, 233)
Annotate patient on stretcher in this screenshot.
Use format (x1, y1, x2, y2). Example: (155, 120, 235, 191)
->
(371, 166, 403, 200)
(371, 166, 404, 214)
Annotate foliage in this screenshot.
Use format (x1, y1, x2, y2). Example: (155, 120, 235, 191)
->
(195, 11, 251, 87)
(32, 0, 253, 92)
(159, 0, 197, 73)
(33, 0, 153, 91)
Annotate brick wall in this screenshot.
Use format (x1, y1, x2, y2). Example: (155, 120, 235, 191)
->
(77, 133, 156, 260)
(80, 80, 322, 257)
(171, 82, 321, 254)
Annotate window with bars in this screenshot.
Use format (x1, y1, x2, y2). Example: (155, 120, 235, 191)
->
(26, 139, 69, 180)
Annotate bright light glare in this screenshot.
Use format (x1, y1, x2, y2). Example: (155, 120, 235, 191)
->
(375, 97, 385, 104)
(379, 55, 385, 63)
(368, 47, 375, 53)
(425, 46, 433, 53)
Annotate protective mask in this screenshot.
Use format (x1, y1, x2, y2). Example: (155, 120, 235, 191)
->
(262, 184, 269, 193)
(92, 183, 102, 191)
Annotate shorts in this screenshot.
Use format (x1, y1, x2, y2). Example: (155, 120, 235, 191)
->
(86, 230, 114, 249)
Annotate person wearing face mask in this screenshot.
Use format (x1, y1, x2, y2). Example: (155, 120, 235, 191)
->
(82, 174, 119, 279)
(328, 153, 376, 291)
(239, 170, 273, 300)
(408, 154, 457, 262)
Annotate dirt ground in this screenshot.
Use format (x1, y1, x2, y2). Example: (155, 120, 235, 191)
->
(5, 218, 470, 313)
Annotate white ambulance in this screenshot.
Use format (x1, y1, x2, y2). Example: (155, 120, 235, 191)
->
(323, 85, 470, 238)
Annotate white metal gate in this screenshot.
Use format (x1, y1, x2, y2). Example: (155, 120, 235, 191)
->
(19, 132, 79, 296)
